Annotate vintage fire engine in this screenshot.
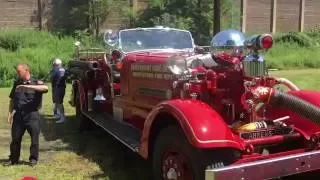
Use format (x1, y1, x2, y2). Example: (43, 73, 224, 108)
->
(66, 27, 320, 180)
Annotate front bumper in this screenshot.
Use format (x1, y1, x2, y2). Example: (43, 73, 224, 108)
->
(205, 150, 320, 180)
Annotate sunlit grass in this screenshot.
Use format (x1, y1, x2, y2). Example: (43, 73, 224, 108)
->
(0, 85, 151, 180)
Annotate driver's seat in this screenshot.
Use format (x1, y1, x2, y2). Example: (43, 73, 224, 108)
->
(104, 53, 121, 83)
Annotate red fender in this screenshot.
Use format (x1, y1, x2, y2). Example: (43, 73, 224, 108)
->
(139, 99, 245, 159)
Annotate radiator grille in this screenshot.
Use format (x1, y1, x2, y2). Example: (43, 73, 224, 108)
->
(243, 60, 266, 77)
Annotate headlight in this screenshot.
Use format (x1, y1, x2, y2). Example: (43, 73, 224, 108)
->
(167, 55, 187, 75)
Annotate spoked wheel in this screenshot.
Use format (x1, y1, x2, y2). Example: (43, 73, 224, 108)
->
(161, 149, 194, 180)
(75, 91, 95, 132)
(152, 126, 205, 180)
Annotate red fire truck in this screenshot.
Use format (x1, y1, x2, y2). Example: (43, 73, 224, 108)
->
(66, 27, 320, 180)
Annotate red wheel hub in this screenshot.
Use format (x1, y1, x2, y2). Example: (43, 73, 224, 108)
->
(161, 151, 193, 180)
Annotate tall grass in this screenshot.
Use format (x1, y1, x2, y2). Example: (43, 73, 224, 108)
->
(0, 29, 102, 87)
(264, 30, 320, 69)
(265, 43, 320, 69)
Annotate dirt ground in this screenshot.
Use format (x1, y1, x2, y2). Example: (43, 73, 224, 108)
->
(0, 87, 152, 180)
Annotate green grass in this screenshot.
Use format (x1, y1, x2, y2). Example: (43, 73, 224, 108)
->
(0, 85, 151, 180)
(264, 30, 320, 69)
(265, 43, 320, 69)
(269, 68, 320, 90)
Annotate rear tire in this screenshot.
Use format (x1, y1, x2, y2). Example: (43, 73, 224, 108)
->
(75, 91, 95, 132)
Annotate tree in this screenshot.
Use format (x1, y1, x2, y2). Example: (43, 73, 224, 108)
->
(213, 0, 221, 35)
(88, 0, 114, 37)
(122, 0, 239, 45)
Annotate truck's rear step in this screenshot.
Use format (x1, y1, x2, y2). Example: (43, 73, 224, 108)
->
(83, 112, 141, 152)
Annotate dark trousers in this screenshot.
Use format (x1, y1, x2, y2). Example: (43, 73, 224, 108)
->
(52, 87, 57, 115)
(53, 87, 65, 104)
(9, 111, 40, 162)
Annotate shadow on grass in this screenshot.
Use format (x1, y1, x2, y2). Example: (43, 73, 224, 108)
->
(0, 159, 30, 166)
(39, 114, 153, 180)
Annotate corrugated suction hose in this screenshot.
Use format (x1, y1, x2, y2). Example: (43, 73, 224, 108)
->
(270, 91, 320, 125)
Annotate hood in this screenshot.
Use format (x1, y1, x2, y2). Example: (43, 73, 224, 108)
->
(124, 49, 195, 64)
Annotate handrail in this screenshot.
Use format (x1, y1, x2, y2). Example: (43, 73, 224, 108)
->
(79, 52, 106, 54)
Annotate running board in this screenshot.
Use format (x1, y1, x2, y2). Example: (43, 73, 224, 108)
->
(83, 112, 141, 152)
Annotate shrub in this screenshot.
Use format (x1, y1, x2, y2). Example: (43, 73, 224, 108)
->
(274, 32, 318, 47)
(0, 29, 102, 87)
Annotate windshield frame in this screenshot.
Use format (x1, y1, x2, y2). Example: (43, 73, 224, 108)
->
(118, 27, 196, 53)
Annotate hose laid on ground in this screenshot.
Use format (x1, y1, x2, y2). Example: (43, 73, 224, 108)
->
(270, 91, 320, 126)
(68, 60, 93, 70)
(276, 78, 300, 91)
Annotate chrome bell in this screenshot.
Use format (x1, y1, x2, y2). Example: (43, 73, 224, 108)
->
(94, 87, 106, 101)
(210, 29, 246, 56)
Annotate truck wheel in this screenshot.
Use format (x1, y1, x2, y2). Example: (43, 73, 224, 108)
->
(75, 92, 95, 132)
(152, 126, 206, 180)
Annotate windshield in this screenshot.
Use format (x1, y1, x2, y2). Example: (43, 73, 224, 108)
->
(119, 28, 194, 52)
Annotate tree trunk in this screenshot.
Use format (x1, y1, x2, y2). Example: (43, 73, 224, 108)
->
(213, 0, 221, 35)
(96, 17, 100, 38)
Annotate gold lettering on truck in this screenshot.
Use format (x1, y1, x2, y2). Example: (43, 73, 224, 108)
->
(131, 64, 173, 80)
(155, 73, 163, 79)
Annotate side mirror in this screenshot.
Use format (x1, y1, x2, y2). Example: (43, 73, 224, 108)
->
(74, 41, 81, 47)
(195, 46, 211, 54)
(74, 41, 81, 59)
(195, 46, 206, 54)
(104, 29, 118, 47)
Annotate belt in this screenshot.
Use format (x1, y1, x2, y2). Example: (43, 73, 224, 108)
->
(15, 109, 39, 115)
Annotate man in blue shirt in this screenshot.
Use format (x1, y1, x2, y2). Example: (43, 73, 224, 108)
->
(50, 58, 67, 124)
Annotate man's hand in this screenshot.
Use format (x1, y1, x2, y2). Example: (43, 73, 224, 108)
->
(7, 110, 15, 125)
(8, 100, 14, 125)
(7, 114, 12, 124)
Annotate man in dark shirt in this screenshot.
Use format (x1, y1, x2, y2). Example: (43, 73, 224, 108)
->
(50, 58, 67, 124)
(6, 64, 48, 166)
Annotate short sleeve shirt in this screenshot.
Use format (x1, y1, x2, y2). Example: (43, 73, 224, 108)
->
(9, 77, 45, 112)
(50, 67, 66, 88)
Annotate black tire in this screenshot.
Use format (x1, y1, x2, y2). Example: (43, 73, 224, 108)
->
(152, 126, 237, 180)
(75, 90, 95, 132)
(152, 126, 206, 180)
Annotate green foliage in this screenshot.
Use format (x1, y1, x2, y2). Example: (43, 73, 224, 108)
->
(0, 29, 102, 87)
(124, 0, 241, 45)
(264, 43, 320, 69)
(274, 32, 319, 47)
(126, 0, 214, 45)
(0, 33, 25, 52)
(87, 0, 115, 36)
(51, 0, 118, 38)
(258, 27, 320, 70)
(220, 0, 241, 30)
(50, 0, 89, 34)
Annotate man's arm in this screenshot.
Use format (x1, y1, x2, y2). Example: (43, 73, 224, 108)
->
(9, 99, 14, 113)
(16, 80, 49, 93)
(8, 81, 16, 124)
(17, 84, 49, 93)
(8, 99, 15, 124)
